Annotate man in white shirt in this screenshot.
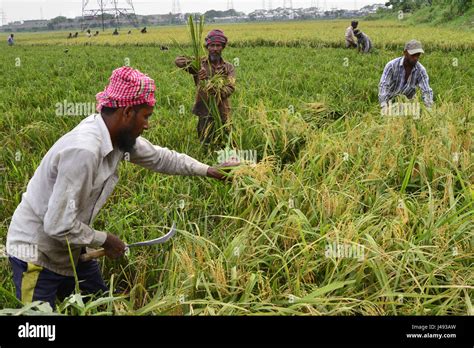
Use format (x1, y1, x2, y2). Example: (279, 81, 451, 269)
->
(7, 66, 227, 308)
(345, 21, 358, 48)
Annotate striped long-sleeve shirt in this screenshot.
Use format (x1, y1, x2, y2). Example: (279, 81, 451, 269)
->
(378, 57, 433, 108)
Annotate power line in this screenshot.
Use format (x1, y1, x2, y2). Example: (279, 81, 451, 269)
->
(172, 0, 181, 14)
(0, 10, 7, 26)
(81, 0, 139, 31)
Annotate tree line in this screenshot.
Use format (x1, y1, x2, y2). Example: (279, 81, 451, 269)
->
(384, 0, 472, 15)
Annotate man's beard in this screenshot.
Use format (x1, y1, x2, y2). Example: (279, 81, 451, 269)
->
(406, 58, 417, 67)
(209, 52, 221, 63)
(117, 125, 137, 153)
(404, 57, 417, 67)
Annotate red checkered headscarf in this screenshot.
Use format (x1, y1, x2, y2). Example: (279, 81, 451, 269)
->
(96, 66, 156, 112)
(205, 29, 228, 47)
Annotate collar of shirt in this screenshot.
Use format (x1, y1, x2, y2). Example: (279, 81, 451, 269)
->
(93, 114, 114, 157)
(399, 57, 419, 72)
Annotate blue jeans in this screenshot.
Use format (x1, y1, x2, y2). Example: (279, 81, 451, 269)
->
(9, 255, 108, 309)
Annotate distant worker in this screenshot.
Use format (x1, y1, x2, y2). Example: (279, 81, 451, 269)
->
(113, 28, 119, 36)
(73, 32, 78, 38)
(354, 29, 372, 53)
(94, 31, 99, 37)
(7, 33, 14, 46)
(345, 21, 358, 48)
(379, 39, 433, 113)
(86, 29, 92, 38)
(175, 29, 236, 145)
(68, 33, 72, 39)
(128, 30, 132, 35)
(141, 27, 147, 34)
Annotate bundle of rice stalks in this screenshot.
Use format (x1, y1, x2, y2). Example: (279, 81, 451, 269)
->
(232, 156, 277, 186)
(301, 102, 344, 128)
(201, 74, 230, 103)
(187, 15, 205, 72)
(304, 102, 327, 114)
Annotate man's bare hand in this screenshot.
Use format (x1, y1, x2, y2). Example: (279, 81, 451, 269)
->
(198, 68, 208, 81)
(102, 233, 126, 259)
(207, 159, 241, 181)
(207, 167, 226, 181)
(175, 56, 191, 68)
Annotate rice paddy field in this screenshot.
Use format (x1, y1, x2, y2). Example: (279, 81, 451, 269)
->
(0, 19, 473, 315)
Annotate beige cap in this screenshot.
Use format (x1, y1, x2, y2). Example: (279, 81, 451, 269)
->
(405, 39, 424, 55)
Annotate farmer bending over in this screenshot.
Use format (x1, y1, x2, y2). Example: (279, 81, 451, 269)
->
(175, 29, 236, 145)
(7, 66, 227, 309)
(379, 39, 433, 114)
(354, 29, 372, 53)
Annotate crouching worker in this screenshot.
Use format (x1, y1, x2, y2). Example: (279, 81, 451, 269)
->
(6, 66, 228, 309)
(345, 21, 358, 48)
(379, 39, 433, 115)
(354, 29, 372, 53)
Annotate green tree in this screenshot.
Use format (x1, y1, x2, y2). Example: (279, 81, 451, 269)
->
(386, 0, 471, 14)
(452, 0, 472, 14)
(49, 16, 68, 25)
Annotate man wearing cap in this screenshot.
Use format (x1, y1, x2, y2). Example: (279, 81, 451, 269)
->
(6, 66, 228, 309)
(175, 29, 235, 144)
(379, 39, 433, 113)
(345, 21, 358, 48)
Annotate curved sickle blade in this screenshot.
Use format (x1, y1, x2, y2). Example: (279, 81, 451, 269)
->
(127, 222, 177, 248)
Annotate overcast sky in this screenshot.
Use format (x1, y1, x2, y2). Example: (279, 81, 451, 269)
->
(0, 0, 384, 22)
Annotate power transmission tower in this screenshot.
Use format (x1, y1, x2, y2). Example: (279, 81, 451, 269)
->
(283, 0, 293, 10)
(172, 0, 181, 14)
(227, 0, 234, 10)
(0, 10, 7, 27)
(81, 0, 139, 31)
